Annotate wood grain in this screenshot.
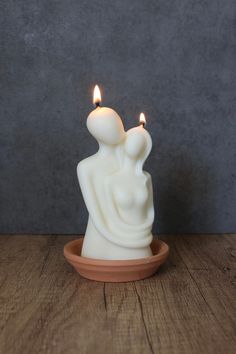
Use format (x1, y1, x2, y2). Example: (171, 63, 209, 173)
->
(0, 234, 235, 354)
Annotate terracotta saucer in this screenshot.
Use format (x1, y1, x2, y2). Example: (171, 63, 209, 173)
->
(64, 237, 169, 282)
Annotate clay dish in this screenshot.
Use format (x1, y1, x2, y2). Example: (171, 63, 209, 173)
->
(64, 237, 169, 282)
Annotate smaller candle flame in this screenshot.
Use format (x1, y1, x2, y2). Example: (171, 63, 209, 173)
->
(139, 112, 146, 127)
(93, 85, 101, 106)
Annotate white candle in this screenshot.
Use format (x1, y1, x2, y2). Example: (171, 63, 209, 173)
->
(77, 86, 154, 260)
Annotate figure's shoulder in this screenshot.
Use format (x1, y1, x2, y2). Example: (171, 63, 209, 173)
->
(144, 171, 152, 182)
(77, 154, 98, 176)
(77, 159, 86, 174)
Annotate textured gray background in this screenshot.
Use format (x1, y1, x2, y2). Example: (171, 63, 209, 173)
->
(0, 0, 236, 234)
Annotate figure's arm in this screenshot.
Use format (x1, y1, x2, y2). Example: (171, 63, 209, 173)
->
(77, 161, 106, 232)
(146, 173, 155, 224)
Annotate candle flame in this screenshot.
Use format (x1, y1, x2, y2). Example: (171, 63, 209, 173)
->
(139, 112, 146, 126)
(93, 85, 101, 105)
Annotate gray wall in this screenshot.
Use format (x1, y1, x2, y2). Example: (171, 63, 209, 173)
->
(0, 0, 236, 234)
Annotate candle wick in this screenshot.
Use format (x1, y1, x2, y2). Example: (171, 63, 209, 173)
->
(95, 102, 100, 108)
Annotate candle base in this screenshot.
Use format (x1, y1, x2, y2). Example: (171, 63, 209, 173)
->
(64, 237, 169, 282)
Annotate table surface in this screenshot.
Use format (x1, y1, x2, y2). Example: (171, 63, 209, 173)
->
(0, 234, 236, 354)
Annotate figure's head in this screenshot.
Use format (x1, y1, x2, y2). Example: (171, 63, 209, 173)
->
(124, 127, 152, 162)
(87, 107, 125, 145)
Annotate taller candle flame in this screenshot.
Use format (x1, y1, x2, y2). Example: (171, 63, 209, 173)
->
(93, 85, 101, 106)
(139, 112, 146, 127)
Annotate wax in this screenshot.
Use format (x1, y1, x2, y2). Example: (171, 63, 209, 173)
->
(77, 106, 154, 260)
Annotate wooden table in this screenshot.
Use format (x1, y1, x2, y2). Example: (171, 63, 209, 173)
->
(0, 235, 235, 354)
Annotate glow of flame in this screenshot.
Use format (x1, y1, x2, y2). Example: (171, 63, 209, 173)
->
(139, 112, 146, 126)
(93, 85, 101, 105)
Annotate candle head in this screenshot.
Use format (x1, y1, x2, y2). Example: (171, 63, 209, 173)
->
(125, 126, 152, 162)
(93, 85, 102, 106)
(125, 131, 146, 159)
(87, 107, 125, 145)
(139, 112, 146, 127)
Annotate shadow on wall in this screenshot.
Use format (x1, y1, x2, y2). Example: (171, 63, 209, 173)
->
(154, 153, 214, 234)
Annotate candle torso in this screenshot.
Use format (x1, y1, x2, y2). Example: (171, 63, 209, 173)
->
(107, 173, 150, 224)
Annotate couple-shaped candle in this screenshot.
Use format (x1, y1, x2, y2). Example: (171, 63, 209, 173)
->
(77, 86, 154, 260)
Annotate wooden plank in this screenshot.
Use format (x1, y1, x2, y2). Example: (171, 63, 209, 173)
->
(0, 235, 111, 354)
(0, 235, 235, 354)
(172, 235, 236, 345)
(133, 235, 236, 354)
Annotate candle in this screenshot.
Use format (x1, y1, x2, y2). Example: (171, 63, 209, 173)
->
(77, 86, 154, 260)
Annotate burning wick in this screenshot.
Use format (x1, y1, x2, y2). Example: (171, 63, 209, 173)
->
(93, 85, 102, 107)
(139, 112, 146, 128)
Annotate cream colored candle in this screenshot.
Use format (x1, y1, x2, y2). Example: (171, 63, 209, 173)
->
(77, 87, 154, 260)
